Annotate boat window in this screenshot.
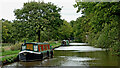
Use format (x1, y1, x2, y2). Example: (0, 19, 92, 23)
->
(43, 45, 44, 51)
(44, 45, 45, 50)
(34, 45, 38, 51)
(41, 45, 43, 51)
(47, 45, 48, 49)
(48, 45, 49, 49)
(26, 44, 33, 50)
(45, 45, 47, 50)
(22, 46, 26, 50)
(40, 46, 41, 51)
(46, 45, 47, 50)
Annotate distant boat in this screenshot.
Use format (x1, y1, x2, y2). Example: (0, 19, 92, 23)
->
(61, 40, 69, 46)
(19, 42, 53, 61)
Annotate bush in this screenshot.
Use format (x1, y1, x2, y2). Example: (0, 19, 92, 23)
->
(10, 46, 15, 51)
(2, 43, 14, 46)
(2, 54, 18, 61)
(58, 40, 62, 43)
(48, 40, 56, 44)
(10, 42, 22, 51)
(2, 48, 5, 52)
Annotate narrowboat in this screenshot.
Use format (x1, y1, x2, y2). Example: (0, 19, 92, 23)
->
(19, 42, 53, 61)
(61, 40, 69, 46)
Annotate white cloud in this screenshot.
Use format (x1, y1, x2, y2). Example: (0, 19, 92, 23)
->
(0, 0, 82, 22)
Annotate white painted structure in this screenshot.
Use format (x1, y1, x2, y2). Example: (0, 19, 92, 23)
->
(69, 43, 88, 45)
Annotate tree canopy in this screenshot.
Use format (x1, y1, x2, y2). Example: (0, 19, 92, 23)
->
(71, 2, 120, 55)
(14, 1, 63, 42)
(2, 2, 73, 43)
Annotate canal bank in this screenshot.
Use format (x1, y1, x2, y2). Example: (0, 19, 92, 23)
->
(2, 45, 120, 67)
(2, 55, 19, 65)
(1, 42, 61, 66)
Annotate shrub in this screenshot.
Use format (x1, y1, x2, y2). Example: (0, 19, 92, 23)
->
(10, 46, 15, 51)
(10, 42, 22, 51)
(2, 48, 5, 52)
(48, 40, 56, 44)
(2, 43, 14, 46)
(58, 40, 62, 43)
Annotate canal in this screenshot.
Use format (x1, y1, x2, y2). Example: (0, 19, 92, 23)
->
(3, 45, 120, 67)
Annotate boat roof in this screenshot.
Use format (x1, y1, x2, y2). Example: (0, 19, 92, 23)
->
(25, 42, 49, 45)
(63, 40, 68, 41)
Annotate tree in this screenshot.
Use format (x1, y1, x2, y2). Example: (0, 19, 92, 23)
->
(58, 20, 73, 40)
(73, 2, 120, 55)
(1, 19, 15, 43)
(14, 1, 63, 42)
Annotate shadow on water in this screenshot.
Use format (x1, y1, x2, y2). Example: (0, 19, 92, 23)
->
(2, 45, 120, 67)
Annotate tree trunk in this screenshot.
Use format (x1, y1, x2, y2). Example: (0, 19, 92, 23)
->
(38, 29, 40, 42)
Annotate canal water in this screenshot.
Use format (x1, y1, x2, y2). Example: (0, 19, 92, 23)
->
(3, 46, 120, 67)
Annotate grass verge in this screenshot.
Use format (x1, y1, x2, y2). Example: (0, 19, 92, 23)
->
(0, 50, 20, 56)
(0, 54, 18, 66)
(1, 54, 18, 61)
(50, 43, 61, 48)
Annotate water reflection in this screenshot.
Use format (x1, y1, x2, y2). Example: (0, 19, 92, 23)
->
(67, 57, 97, 62)
(55, 46, 105, 52)
(59, 56, 98, 66)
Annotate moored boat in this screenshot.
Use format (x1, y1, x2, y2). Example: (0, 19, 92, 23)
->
(19, 42, 53, 61)
(61, 40, 69, 46)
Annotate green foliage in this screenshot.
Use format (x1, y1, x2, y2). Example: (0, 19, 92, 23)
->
(2, 48, 5, 52)
(58, 20, 73, 40)
(2, 2, 73, 43)
(10, 42, 22, 51)
(14, 1, 63, 42)
(2, 54, 18, 62)
(2, 43, 14, 46)
(2, 20, 16, 43)
(1, 50, 20, 56)
(50, 42, 61, 48)
(73, 2, 120, 55)
(40, 20, 73, 41)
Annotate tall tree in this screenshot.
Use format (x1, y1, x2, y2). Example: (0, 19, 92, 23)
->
(73, 2, 120, 55)
(2, 19, 15, 43)
(58, 20, 73, 40)
(14, 1, 63, 42)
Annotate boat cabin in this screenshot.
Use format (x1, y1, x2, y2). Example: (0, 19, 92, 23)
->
(21, 42, 52, 52)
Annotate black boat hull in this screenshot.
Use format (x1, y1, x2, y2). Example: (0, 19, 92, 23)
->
(19, 51, 53, 61)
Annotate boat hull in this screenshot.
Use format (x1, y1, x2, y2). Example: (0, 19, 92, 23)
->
(19, 50, 53, 61)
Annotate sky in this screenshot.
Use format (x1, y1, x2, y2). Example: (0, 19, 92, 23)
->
(0, 0, 82, 22)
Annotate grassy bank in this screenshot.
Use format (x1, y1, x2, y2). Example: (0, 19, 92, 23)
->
(1, 42, 22, 66)
(50, 43, 61, 48)
(0, 50, 20, 56)
(1, 54, 18, 65)
(2, 54, 18, 62)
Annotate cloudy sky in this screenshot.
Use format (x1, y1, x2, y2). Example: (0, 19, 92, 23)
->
(0, 0, 82, 22)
